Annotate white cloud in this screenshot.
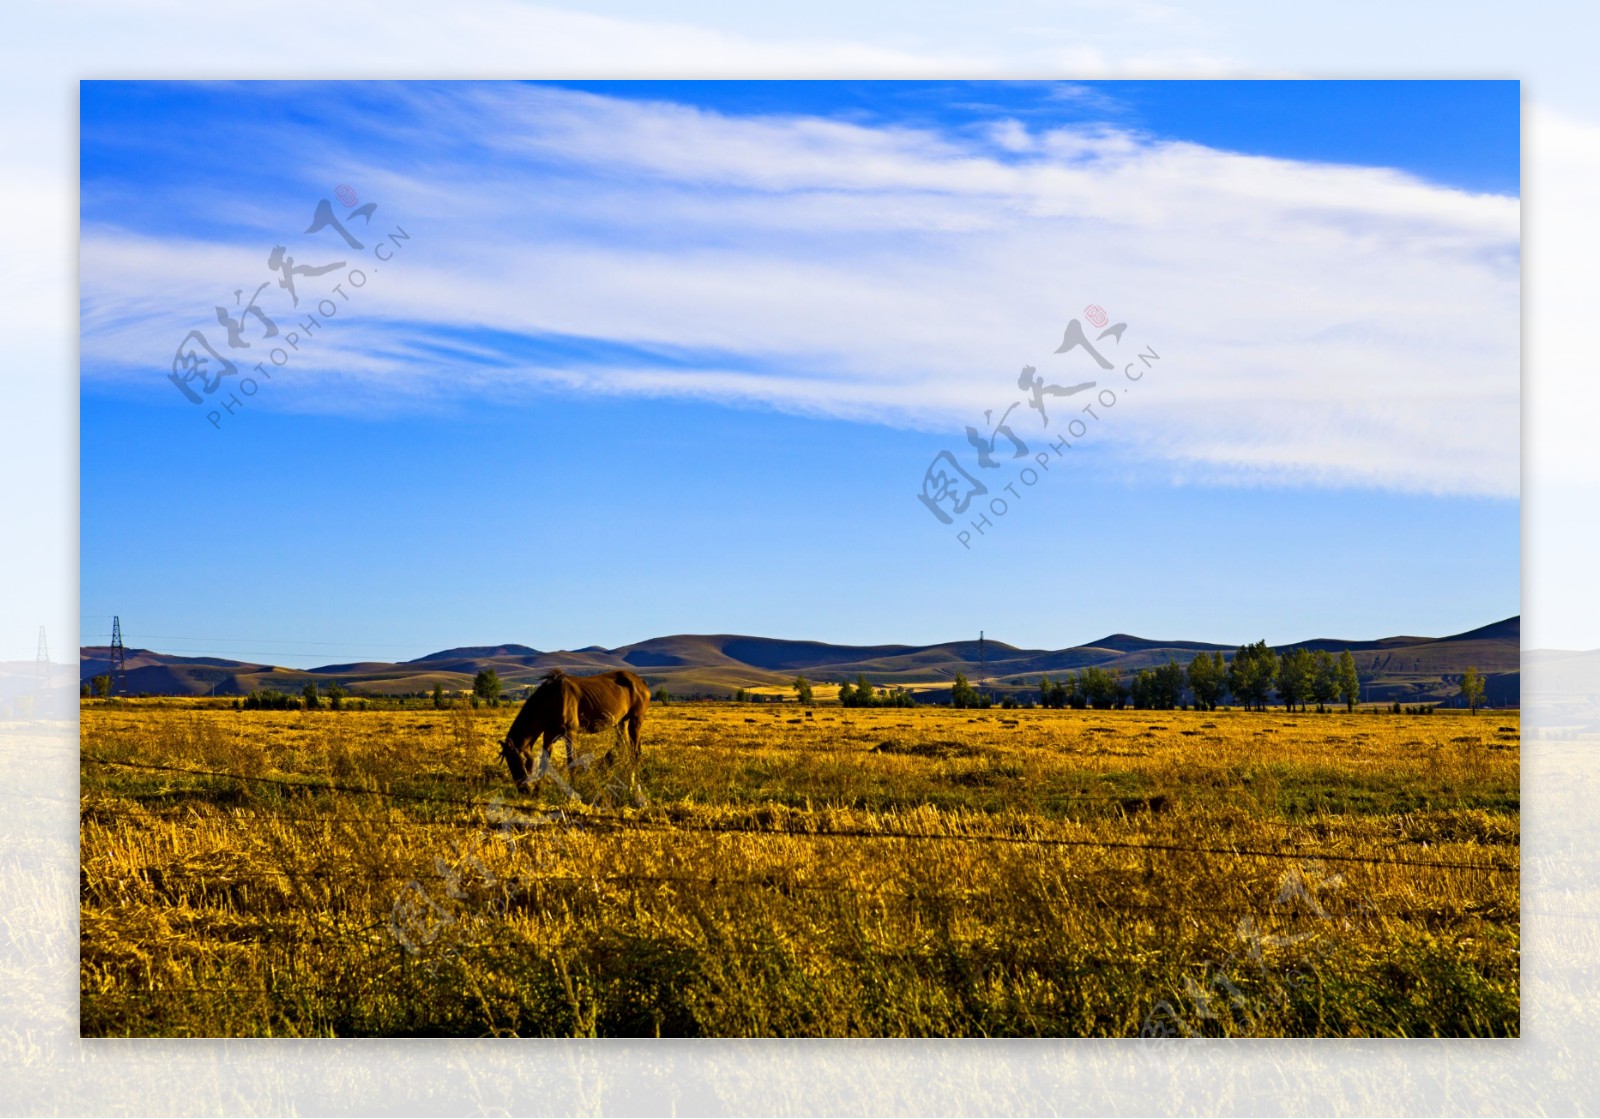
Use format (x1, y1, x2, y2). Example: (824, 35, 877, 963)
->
(987, 118, 1035, 153)
(80, 82, 1519, 498)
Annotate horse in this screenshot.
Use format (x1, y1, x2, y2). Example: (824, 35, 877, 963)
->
(499, 669, 650, 794)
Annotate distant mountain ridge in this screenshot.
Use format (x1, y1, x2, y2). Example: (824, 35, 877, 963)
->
(410, 644, 542, 663)
(80, 617, 1521, 706)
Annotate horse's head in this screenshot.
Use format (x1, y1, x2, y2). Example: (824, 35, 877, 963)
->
(500, 734, 533, 793)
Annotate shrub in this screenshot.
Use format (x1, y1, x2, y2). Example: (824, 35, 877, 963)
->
(473, 669, 502, 706)
(949, 673, 991, 709)
(242, 690, 300, 711)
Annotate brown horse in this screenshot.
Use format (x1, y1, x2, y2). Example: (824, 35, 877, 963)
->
(499, 669, 650, 793)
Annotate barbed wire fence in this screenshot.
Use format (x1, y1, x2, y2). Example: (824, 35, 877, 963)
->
(80, 754, 1518, 874)
(81, 748, 1522, 1035)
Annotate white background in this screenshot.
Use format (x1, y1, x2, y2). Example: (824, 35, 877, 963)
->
(4, 1, 1597, 1113)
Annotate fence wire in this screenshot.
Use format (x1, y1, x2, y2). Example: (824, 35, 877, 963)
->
(81, 753, 1518, 874)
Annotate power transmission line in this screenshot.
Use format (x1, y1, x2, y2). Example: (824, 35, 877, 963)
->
(78, 632, 428, 648)
(109, 617, 127, 696)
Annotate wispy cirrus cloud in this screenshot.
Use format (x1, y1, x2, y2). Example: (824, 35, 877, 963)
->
(80, 81, 1519, 497)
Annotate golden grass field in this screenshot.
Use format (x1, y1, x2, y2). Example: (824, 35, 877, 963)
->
(79, 699, 1519, 1037)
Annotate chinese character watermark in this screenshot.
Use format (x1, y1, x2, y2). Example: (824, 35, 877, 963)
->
(1138, 865, 1344, 1039)
(167, 186, 414, 430)
(387, 741, 646, 962)
(917, 304, 1160, 547)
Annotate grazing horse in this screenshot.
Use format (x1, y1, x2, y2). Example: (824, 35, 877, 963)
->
(499, 669, 650, 793)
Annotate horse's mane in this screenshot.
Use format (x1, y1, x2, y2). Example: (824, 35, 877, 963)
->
(531, 669, 567, 693)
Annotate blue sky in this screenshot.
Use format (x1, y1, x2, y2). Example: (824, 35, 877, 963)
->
(80, 80, 1519, 668)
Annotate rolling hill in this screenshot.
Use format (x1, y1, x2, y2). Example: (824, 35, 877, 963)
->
(80, 617, 1522, 706)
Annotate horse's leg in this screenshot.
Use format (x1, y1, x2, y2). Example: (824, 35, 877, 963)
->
(626, 711, 645, 793)
(517, 740, 536, 794)
(537, 729, 558, 788)
(563, 722, 577, 770)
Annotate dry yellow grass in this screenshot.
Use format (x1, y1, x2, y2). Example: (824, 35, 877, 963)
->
(80, 700, 1519, 1036)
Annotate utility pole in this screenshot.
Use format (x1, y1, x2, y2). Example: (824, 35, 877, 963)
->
(979, 630, 986, 697)
(34, 626, 49, 692)
(110, 616, 127, 697)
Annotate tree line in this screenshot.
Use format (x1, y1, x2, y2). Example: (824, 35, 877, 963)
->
(1028, 645, 1486, 713)
(786, 645, 1489, 713)
(836, 673, 918, 708)
(1034, 644, 1362, 712)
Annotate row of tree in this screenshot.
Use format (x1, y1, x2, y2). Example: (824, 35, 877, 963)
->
(1031, 646, 1490, 713)
(837, 673, 918, 707)
(1213, 643, 1362, 713)
(786, 645, 1488, 713)
(1035, 645, 1363, 712)
(300, 680, 349, 710)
